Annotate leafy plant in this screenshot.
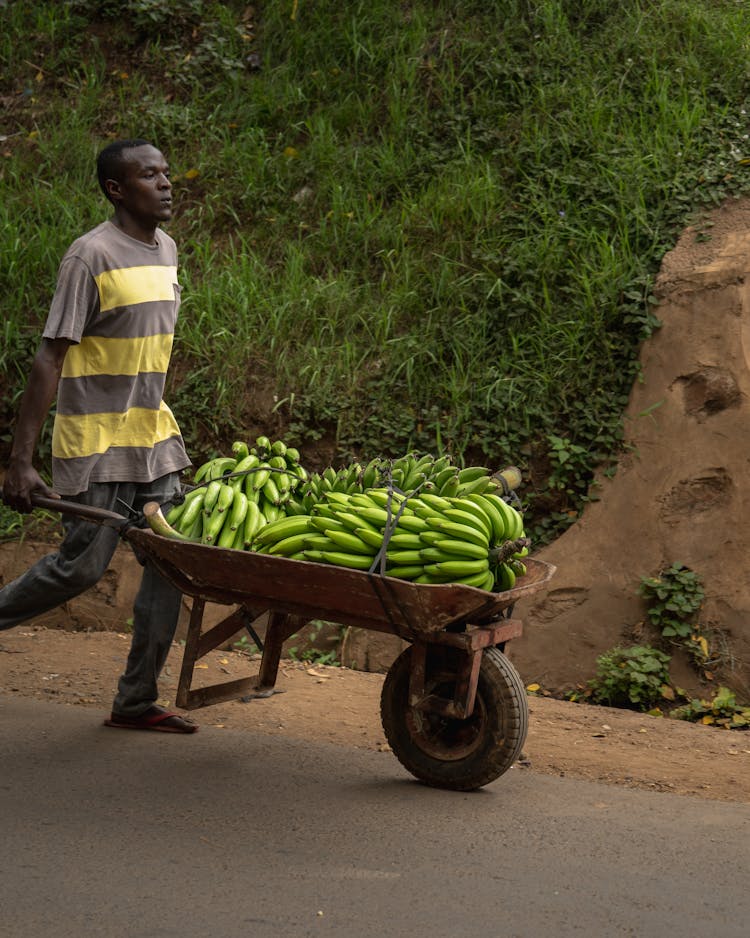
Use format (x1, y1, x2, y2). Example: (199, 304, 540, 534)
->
(639, 563, 705, 640)
(671, 685, 750, 729)
(582, 645, 673, 710)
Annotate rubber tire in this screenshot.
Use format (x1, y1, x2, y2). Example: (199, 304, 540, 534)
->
(380, 645, 528, 791)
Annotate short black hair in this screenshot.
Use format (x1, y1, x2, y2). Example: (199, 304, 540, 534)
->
(96, 139, 154, 202)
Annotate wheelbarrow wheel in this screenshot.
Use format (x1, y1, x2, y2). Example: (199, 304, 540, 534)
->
(380, 646, 528, 791)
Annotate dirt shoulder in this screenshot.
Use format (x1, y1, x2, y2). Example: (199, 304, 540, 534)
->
(1, 626, 748, 804)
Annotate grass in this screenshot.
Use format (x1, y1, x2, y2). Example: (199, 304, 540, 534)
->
(2, 0, 750, 540)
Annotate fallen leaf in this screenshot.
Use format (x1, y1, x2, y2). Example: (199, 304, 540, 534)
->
(195, 663, 208, 670)
(184, 168, 200, 180)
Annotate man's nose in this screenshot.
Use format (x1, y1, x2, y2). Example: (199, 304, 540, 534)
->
(159, 173, 171, 189)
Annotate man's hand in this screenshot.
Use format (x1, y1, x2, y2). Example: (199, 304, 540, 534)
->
(2, 461, 59, 514)
(3, 336, 71, 513)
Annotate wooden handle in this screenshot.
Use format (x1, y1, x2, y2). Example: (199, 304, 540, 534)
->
(30, 494, 129, 527)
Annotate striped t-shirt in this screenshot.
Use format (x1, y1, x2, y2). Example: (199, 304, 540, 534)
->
(43, 220, 191, 495)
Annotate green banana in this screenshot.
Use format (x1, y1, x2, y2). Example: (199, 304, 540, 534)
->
(486, 493, 524, 540)
(362, 489, 407, 509)
(207, 457, 238, 482)
(202, 480, 223, 515)
(231, 440, 250, 460)
(303, 534, 337, 550)
(432, 466, 458, 491)
(270, 439, 287, 458)
(385, 564, 425, 580)
(392, 514, 428, 534)
(261, 501, 282, 524)
(254, 514, 313, 546)
(419, 547, 456, 563)
(470, 493, 506, 542)
(438, 474, 461, 498)
(456, 466, 490, 484)
(251, 463, 271, 492)
(424, 518, 489, 549)
(495, 562, 517, 591)
(357, 506, 392, 528)
(319, 551, 375, 570)
(230, 454, 260, 491)
(310, 515, 346, 534)
(242, 501, 264, 547)
(434, 538, 489, 560)
(354, 527, 384, 550)
(386, 532, 423, 551)
(254, 435, 271, 455)
(386, 549, 426, 566)
(268, 532, 316, 556)
(325, 529, 377, 555)
(360, 458, 380, 489)
(419, 492, 453, 513)
(202, 489, 235, 544)
(455, 569, 496, 590)
(446, 500, 493, 539)
(262, 474, 281, 505)
(424, 558, 489, 578)
(165, 500, 186, 526)
(191, 458, 216, 484)
(443, 507, 492, 538)
(222, 490, 248, 536)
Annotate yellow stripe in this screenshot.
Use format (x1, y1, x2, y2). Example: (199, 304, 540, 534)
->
(52, 402, 181, 459)
(95, 265, 178, 312)
(61, 334, 173, 378)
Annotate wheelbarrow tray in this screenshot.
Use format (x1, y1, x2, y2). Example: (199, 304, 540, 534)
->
(125, 527, 554, 640)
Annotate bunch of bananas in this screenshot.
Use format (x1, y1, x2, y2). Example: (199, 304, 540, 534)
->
(252, 487, 528, 592)
(296, 452, 522, 513)
(164, 436, 308, 549)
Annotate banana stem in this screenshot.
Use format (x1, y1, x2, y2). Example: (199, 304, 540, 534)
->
(143, 502, 194, 541)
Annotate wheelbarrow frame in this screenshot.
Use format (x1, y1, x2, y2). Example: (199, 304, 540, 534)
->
(121, 523, 553, 720)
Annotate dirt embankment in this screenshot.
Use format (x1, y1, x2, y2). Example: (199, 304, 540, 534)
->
(512, 199, 750, 701)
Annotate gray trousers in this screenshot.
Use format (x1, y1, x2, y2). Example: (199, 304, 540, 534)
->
(0, 474, 183, 717)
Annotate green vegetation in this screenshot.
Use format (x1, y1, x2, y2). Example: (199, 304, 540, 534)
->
(639, 563, 705, 641)
(672, 685, 750, 728)
(571, 564, 750, 721)
(2, 1, 750, 540)
(575, 645, 673, 710)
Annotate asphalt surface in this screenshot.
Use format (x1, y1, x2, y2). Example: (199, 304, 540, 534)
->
(1, 695, 749, 938)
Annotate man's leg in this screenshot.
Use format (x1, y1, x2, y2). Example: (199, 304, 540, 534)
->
(0, 485, 121, 630)
(110, 473, 189, 721)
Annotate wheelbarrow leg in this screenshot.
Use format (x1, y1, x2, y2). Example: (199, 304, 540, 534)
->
(255, 611, 307, 695)
(176, 596, 205, 709)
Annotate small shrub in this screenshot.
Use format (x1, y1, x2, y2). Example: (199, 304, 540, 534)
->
(671, 686, 750, 729)
(639, 562, 704, 640)
(585, 645, 673, 710)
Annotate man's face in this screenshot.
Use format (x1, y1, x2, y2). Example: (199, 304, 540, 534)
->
(110, 145, 172, 225)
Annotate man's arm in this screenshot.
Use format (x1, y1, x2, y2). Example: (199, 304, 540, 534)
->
(2, 336, 72, 512)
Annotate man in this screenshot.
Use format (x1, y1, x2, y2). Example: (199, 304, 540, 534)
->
(1, 139, 197, 733)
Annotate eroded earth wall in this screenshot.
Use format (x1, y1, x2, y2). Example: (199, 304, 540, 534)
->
(510, 199, 750, 697)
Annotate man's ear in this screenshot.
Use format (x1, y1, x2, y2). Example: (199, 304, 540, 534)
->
(104, 178, 122, 202)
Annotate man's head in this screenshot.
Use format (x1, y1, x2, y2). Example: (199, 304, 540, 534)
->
(96, 140, 173, 231)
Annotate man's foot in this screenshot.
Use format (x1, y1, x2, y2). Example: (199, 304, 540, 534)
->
(104, 704, 198, 734)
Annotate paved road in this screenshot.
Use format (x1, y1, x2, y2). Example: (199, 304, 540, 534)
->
(1, 695, 748, 938)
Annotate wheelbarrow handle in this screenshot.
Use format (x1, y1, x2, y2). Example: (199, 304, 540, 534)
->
(30, 493, 131, 528)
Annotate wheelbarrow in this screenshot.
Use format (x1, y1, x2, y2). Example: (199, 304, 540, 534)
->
(29, 494, 555, 791)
